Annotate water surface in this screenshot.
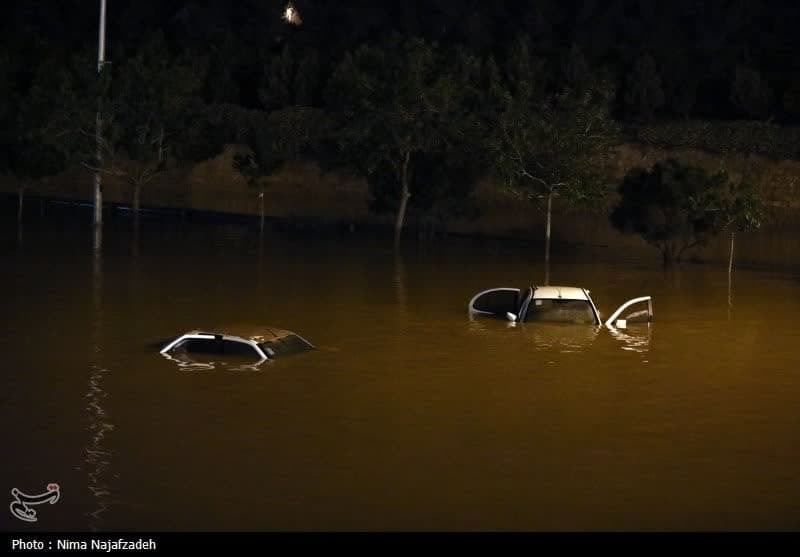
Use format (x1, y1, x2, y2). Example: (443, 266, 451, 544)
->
(2, 212, 799, 531)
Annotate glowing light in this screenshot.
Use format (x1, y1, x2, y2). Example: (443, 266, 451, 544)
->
(283, 3, 302, 25)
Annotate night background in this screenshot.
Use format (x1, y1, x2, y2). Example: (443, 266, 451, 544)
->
(6, 0, 800, 120)
(3, 0, 800, 540)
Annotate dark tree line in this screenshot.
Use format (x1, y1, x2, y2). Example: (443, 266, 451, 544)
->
(5, 1, 800, 122)
(0, 0, 773, 261)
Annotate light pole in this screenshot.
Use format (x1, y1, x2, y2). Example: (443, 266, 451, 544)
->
(94, 0, 107, 227)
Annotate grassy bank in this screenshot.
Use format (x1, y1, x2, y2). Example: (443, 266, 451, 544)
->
(3, 141, 800, 269)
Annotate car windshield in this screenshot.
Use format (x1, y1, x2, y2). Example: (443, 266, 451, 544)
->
(259, 333, 314, 358)
(523, 299, 596, 324)
(174, 337, 261, 359)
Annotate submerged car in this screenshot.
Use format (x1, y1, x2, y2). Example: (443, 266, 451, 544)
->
(159, 326, 315, 367)
(468, 285, 652, 328)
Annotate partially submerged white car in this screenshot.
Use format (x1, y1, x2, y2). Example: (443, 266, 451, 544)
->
(159, 326, 315, 367)
(468, 285, 652, 328)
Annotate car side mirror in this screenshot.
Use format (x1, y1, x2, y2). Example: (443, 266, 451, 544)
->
(506, 312, 518, 322)
(615, 319, 627, 329)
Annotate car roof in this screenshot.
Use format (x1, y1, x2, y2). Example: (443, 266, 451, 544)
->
(184, 325, 309, 345)
(532, 286, 590, 301)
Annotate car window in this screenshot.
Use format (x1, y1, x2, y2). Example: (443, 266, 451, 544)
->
(469, 288, 521, 315)
(524, 299, 596, 324)
(178, 338, 217, 354)
(606, 297, 653, 326)
(260, 334, 314, 358)
(220, 340, 261, 357)
(176, 338, 260, 358)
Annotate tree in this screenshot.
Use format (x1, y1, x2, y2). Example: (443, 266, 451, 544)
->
(720, 180, 763, 275)
(3, 53, 70, 221)
(7, 141, 65, 222)
(365, 45, 492, 238)
(504, 36, 549, 100)
(205, 31, 241, 105)
(325, 36, 462, 246)
(670, 80, 696, 120)
(259, 45, 321, 110)
(660, 49, 696, 119)
(720, 180, 763, 313)
(0, 51, 13, 176)
(730, 65, 772, 120)
(50, 39, 207, 215)
(233, 105, 330, 232)
(782, 79, 800, 122)
(108, 35, 207, 213)
(623, 54, 664, 122)
(488, 75, 619, 283)
(609, 159, 758, 266)
(560, 43, 590, 95)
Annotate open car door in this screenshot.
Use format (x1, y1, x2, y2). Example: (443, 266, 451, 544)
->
(468, 288, 523, 317)
(605, 296, 653, 328)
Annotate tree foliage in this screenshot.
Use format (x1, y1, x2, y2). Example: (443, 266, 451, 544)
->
(610, 159, 763, 265)
(110, 34, 207, 189)
(325, 35, 467, 242)
(0, 1, 794, 243)
(488, 76, 619, 207)
(0, 51, 67, 187)
(485, 42, 618, 275)
(233, 105, 331, 190)
(39, 38, 208, 209)
(4, 1, 800, 125)
(623, 54, 665, 123)
(259, 45, 321, 109)
(730, 65, 772, 120)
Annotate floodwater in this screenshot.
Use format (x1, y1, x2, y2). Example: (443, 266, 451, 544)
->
(2, 208, 800, 532)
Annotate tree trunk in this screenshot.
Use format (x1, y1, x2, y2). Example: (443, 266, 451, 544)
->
(728, 231, 735, 317)
(661, 245, 674, 268)
(158, 127, 165, 162)
(544, 191, 553, 285)
(17, 185, 25, 223)
(259, 191, 265, 234)
(133, 183, 141, 214)
(132, 213, 140, 258)
(394, 152, 411, 248)
(728, 230, 735, 277)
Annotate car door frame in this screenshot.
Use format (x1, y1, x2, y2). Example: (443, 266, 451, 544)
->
(468, 287, 522, 316)
(604, 296, 653, 327)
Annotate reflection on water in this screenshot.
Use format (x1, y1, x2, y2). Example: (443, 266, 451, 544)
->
(3, 215, 800, 531)
(468, 314, 652, 355)
(159, 353, 216, 371)
(85, 362, 113, 530)
(85, 226, 114, 531)
(608, 324, 653, 353)
(468, 316, 602, 353)
(521, 322, 601, 353)
(394, 253, 408, 317)
(159, 352, 268, 372)
(132, 218, 140, 259)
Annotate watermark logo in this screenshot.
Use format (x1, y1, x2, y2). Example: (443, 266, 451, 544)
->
(9, 483, 60, 523)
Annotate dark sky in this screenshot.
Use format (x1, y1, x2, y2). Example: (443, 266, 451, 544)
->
(5, 1, 799, 61)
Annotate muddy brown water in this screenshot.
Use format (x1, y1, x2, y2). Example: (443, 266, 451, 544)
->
(2, 212, 800, 531)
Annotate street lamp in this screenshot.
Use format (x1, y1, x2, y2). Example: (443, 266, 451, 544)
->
(94, 0, 107, 227)
(283, 2, 302, 25)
